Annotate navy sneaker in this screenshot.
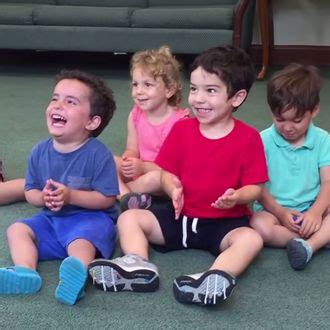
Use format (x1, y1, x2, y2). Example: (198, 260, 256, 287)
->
(287, 238, 313, 270)
(173, 269, 236, 306)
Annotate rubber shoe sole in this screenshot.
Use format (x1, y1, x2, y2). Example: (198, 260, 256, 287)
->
(286, 239, 311, 270)
(120, 193, 152, 212)
(0, 266, 42, 295)
(173, 270, 236, 306)
(88, 259, 159, 292)
(55, 257, 87, 305)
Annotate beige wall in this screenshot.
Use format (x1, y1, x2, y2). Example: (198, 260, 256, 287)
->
(253, 0, 330, 46)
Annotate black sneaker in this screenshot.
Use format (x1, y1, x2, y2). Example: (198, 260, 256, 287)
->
(173, 270, 236, 306)
(88, 254, 159, 292)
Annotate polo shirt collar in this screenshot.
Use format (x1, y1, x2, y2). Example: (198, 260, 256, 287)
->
(270, 123, 315, 149)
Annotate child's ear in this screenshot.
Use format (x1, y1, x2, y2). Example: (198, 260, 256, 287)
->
(165, 85, 176, 99)
(231, 89, 247, 108)
(311, 103, 320, 118)
(86, 115, 101, 131)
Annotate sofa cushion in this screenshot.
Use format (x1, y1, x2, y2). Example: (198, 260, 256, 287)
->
(33, 5, 132, 27)
(0, 5, 34, 24)
(148, 0, 237, 6)
(0, 0, 55, 3)
(56, 0, 147, 6)
(132, 7, 234, 29)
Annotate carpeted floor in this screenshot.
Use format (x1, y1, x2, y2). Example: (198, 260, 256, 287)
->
(0, 52, 330, 329)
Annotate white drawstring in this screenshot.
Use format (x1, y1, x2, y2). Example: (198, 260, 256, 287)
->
(182, 215, 188, 248)
(192, 218, 198, 233)
(182, 216, 199, 248)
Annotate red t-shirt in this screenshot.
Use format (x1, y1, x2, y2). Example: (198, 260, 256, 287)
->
(156, 118, 268, 219)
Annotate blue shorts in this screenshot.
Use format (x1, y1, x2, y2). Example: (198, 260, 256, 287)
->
(149, 200, 250, 256)
(19, 210, 116, 261)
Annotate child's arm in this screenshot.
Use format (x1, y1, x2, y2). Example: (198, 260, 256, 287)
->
(43, 179, 116, 212)
(25, 189, 45, 207)
(161, 170, 183, 219)
(25, 179, 55, 207)
(122, 111, 139, 159)
(299, 166, 330, 238)
(212, 184, 263, 209)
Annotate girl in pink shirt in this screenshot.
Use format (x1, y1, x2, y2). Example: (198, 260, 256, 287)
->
(116, 46, 189, 210)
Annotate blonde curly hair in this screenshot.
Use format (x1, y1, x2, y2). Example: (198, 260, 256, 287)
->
(130, 46, 183, 106)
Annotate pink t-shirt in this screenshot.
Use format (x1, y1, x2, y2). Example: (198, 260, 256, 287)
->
(131, 105, 190, 161)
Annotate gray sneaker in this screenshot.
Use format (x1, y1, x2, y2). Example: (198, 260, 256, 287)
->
(287, 238, 313, 270)
(88, 254, 159, 292)
(173, 270, 236, 306)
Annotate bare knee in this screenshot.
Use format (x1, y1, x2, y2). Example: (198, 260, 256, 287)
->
(6, 222, 33, 241)
(240, 227, 263, 250)
(250, 213, 275, 243)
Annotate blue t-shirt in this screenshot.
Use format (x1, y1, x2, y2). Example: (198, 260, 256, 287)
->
(254, 123, 330, 212)
(25, 137, 119, 219)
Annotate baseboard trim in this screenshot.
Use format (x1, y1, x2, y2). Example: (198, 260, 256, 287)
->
(250, 45, 330, 66)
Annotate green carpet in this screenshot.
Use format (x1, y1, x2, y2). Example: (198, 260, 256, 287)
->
(0, 52, 330, 329)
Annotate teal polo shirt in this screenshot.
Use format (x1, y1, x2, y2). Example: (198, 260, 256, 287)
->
(254, 123, 330, 212)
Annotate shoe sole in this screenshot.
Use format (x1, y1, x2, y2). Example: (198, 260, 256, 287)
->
(0, 267, 41, 295)
(173, 270, 235, 306)
(88, 259, 159, 292)
(120, 193, 152, 212)
(55, 257, 87, 305)
(287, 240, 308, 270)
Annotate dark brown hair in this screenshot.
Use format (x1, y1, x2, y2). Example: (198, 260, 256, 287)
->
(267, 63, 322, 117)
(190, 45, 255, 107)
(55, 70, 116, 137)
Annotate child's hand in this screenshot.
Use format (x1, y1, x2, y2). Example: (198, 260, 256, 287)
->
(299, 211, 322, 238)
(212, 188, 237, 209)
(43, 179, 70, 212)
(171, 176, 184, 219)
(121, 157, 144, 178)
(280, 209, 302, 233)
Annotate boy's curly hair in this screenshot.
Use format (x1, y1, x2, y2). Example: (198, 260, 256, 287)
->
(130, 46, 183, 106)
(267, 63, 322, 117)
(55, 69, 116, 137)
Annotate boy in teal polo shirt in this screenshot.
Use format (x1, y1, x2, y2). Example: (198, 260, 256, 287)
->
(251, 63, 330, 270)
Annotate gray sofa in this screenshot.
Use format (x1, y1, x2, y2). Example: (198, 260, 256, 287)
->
(0, 0, 256, 54)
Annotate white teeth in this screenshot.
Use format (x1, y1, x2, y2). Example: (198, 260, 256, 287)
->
(52, 114, 66, 120)
(197, 108, 211, 112)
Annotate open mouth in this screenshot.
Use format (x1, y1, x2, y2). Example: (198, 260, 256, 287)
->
(51, 114, 67, 126)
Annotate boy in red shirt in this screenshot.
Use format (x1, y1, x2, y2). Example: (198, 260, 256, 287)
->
(89, 45, 268, 306)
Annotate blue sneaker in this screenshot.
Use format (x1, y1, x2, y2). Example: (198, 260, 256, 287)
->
(0, 266, 42, 294)
(55, 257, 87, 305)
(173, 270, 236, 306)
(287, 238, 313, 270)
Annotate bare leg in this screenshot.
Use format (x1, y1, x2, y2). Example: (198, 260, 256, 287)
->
(126, 170, 162, 195)
(211, 227, 263, 276)
(307, 214, 330, 253)
(117, 209, 165, 259)
(67, 239, 96, 267)
(250, 211, 298, 247)
(0, 179, 25, 205)
(7, 222, 38, 270)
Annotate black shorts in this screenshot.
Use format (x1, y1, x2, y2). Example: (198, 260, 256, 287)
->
(149, 199, 250, 256)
